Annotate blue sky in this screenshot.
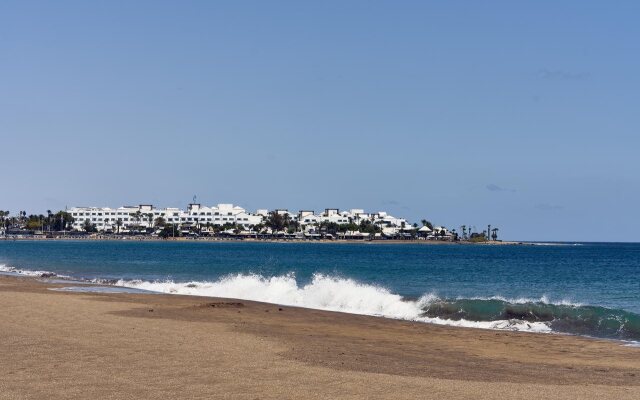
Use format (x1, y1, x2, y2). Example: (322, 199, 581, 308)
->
(1, 1, 638, 241)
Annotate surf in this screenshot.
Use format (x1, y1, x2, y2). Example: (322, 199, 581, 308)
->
(114, 272, 640, 341)
(3, 263, 639, 343)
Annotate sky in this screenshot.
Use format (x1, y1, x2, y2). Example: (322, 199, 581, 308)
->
(1, 1, 639, 242)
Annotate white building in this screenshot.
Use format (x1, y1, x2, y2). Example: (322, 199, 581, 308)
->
(69, 203, 264, 233)
(68, 203, 417, 236)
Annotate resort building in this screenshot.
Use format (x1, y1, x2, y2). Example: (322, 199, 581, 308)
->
(67, 203, 418, 237)
(68, 203, 264, 233)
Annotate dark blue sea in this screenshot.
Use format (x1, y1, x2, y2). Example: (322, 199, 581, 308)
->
(1, 240, 639, 343)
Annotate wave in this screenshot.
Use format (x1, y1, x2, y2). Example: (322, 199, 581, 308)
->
(0, 264, 61, 278)
(117, 273, 428, 320)
(115, 273, 640, 340)
(3, 264, 639, 341)
(422, 298, 640, 340)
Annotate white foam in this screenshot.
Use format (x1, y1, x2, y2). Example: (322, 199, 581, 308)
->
(0, 265, 559, 335)
(0, 264, 60, 277)
(117, 273, 553, 334)
(460, 294, 583, 307)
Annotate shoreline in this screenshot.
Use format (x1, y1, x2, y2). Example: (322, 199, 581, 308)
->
(3, 266, 637, 345)
(0, 274, 638, 399)
(0, 235, 529, 245)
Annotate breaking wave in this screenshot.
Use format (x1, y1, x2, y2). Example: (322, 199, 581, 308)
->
(3, 264, 639, 342)
(115, 273, 640, 341)
(0, 264, 61, 278)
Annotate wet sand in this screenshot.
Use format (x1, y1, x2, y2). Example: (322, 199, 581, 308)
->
(0, 275, 638, 399)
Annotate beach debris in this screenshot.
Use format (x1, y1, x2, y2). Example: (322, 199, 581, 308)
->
(197, 302, 244, 309)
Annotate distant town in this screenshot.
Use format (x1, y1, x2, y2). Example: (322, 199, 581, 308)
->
(0, 203, 500, 242)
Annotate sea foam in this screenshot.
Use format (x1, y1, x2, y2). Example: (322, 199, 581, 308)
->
(0, 264, 61, 278)
(1, 265, 629, 338)
(116, 273, 553, 333)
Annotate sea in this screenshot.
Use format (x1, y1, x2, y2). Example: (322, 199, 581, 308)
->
(1, 240, 639, 345)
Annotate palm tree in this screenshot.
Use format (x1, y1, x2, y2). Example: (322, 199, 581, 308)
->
(116, 218, 123, 234)
(283, 213, 291, 230)
(460, 225, 467, 240)
(0, 210, 9, 234)
(491, 228, 499, 241)
(154, 217, 166, 228)
(420, 219, 434, 230)
(131, 211, 142, 231)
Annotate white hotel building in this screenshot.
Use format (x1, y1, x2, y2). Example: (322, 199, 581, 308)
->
(68, 203, 263, 233)
(68, 203, 416, 236)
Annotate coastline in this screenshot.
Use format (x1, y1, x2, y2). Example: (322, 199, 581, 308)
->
(1, 274, 638, 399)
(0, 235, 528, 245)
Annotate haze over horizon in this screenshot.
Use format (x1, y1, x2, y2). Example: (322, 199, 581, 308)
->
(1, 1, 639, 242)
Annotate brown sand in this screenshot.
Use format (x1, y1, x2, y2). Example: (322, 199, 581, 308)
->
(0, 275, 638, 399)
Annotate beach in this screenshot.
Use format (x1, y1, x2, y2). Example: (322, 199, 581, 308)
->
(1, 274, 638, 399)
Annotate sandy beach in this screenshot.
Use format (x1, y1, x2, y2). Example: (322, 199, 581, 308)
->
(0, 274, 638, 399)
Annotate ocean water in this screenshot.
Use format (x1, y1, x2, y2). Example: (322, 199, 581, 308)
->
(1, 240, 639, 342)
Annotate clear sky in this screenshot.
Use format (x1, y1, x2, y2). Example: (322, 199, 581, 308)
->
(1, 1, 639, 242)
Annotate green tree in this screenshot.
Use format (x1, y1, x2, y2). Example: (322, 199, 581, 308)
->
(265, 212, 286, 232)
(25, 214, 43, 230)
(46, 210, 52, 230)
(130, 211, 142, 230)
(51, 211, 74, 231)
(252, 223, 264, 234)
(83, 219, 97, 233)
(158, 224, 180, 239)
(421, 219, 434, 230)
(0, 210, 10, 232)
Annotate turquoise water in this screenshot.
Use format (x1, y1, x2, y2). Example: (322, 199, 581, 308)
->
(1, 240, 639, 341)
